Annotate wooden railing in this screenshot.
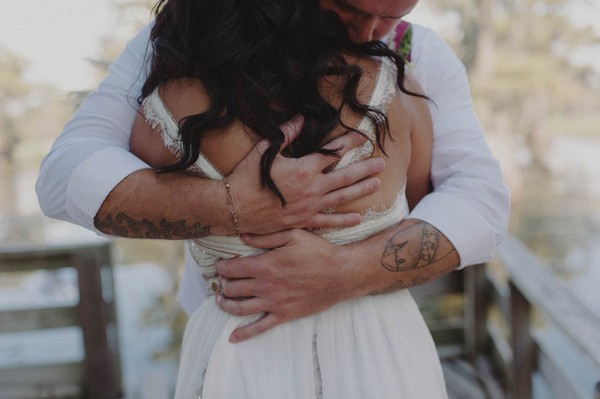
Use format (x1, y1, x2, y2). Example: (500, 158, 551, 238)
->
(413, 235, 600, 399)
(2, 234, 598, 398)
(0, 241, 122, 399)
(485, 236, 600, 399)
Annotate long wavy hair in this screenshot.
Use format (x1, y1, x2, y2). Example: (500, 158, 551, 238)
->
(141, 0, 421, 205)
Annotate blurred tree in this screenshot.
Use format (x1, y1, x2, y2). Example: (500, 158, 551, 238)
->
(0, 49, 30, 166)
(428, 0, 600, 169)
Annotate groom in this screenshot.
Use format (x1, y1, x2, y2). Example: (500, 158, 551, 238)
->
(37, 0, 509, 342)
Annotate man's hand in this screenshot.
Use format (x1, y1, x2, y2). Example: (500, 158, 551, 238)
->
(214, 229, 351, 343)
(95, 115, 383, 239)
(228, 116, 385, 234)
(214, 219, 460, 343)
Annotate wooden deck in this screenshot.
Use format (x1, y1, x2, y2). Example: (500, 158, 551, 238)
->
(411, 235, 600, 399)
(0, 240, 122, 399)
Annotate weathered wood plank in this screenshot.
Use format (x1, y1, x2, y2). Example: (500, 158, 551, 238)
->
(0, 385, 80, 399)
(0, 362, 83, 388)
(76, 256, 119, 399)
(473, 355, 506, 399)
(0, 256, 73, 272)
(0, 240, 122, 398)
(464, 265, 489, 358)
(510, 281, 534, 399)
(0, 306, 79, 333)
(0, 241, 110, 257)
(0, 241, 111, 272)
(487, 317, 512, 387)
(442, 358, 486, 399)
(497, 236, 600, 372)
(536, 342, 588, 399)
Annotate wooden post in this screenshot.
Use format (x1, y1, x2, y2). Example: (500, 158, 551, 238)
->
(510, 281, 534, 399)
(99, 244, 123, 396)
(464, 264, 489, 360)
(76, 252, 119, 399)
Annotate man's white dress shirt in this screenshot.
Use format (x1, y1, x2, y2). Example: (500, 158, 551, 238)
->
(36, 23, 510, 315)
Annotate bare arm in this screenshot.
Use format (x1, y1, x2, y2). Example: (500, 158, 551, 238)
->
(37, 24, 384, 239)
(101, 104, 386, 238)
(94, 169, 224, 238)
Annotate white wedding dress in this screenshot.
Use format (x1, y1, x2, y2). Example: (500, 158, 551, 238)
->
(143, 57, 448, 399)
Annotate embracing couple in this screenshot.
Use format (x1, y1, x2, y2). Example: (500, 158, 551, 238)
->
(37, 0, 510, 398)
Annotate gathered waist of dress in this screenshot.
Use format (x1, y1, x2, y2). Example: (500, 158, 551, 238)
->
(189, 194, 409, 296)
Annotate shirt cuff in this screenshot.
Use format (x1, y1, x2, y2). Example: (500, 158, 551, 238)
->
(65, 147, 149, 231)
(409, 192, 497, 269)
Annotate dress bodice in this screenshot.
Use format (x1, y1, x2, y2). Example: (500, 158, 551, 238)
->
(142, 56, 409, 295)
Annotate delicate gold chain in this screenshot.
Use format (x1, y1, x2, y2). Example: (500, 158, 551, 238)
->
(222, 177, 240, 236)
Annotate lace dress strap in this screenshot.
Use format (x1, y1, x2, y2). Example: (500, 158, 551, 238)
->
(334, 56, 398, 171)
(142, 90, 224, 180)
(142, 53, 400, 179)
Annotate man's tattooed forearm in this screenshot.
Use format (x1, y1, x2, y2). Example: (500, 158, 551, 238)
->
(381, 223, 440, 272)
(374, 257, 458, 294)
(374, 221, 459, 294)
(95, 212, 211, 239)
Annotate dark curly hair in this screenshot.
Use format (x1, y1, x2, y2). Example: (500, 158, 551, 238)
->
(140, 0, 421, 205)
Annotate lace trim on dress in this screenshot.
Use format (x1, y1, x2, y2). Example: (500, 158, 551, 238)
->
(337, 57, 398, 169)
(143, 56, 398, 182)
(142, 89, 182, 157)
(142, 89, 221, 179)
(312, 188, 408, 241)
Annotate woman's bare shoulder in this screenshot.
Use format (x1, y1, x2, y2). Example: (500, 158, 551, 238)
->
(158, 78, 210, 122)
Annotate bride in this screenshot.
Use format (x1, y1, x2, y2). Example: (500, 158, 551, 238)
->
(129, 0, 448, 397)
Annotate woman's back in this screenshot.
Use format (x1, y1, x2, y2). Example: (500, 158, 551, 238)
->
(131, 54, 432, 215)
(135, 0, 431, 212)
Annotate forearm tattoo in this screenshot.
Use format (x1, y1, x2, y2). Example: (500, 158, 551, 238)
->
(382, 223, 440, 272)
(94, 212, 211, 239)
(377, 221, 459, 292)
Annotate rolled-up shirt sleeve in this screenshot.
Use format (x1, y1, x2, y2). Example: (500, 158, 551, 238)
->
(36, 24, 153, 232)
(408, 25, 511, 267)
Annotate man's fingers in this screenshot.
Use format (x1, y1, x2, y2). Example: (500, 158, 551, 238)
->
(321, 157, 384, 193)
(248, 138, 272, 159)
(229, 313, 281, 343)
(279, 115, 305, 150)
(249, 115, 305, 158)
(216, 294, 264, 317)
(240, 230, 290, 249)
(304, 175, 382, 229)
(321, 131, 368, 152)
(319, 176, 381, 209)
(219, 276, 258, 299)
(215, 257, 258, 279)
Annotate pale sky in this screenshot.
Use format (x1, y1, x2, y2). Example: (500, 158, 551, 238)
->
(0, 0, 119, 91)
(0, 0, 598, 92)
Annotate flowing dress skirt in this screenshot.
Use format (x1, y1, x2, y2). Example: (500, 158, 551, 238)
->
(174, 287, 448, 398)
